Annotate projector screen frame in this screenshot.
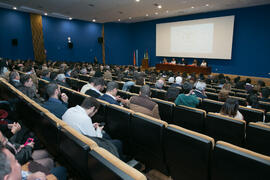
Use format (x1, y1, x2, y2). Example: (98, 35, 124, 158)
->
(156, 15, 235, 60)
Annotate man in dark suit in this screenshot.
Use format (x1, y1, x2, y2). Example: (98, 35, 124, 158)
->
(85, 77, 105, 98)
(99, 81, 122, 106)
(42, 83, 69, 119)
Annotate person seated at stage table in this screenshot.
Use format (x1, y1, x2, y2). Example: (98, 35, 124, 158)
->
(191, 59, 198, 66)
(171, 58, 176, 64)
(180, 58, 187, 65)
(200, 60, 207, 67)
(162, 58, 168, 64)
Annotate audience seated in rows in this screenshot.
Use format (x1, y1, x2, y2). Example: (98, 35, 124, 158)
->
(100, 81, 123, 106)
(194, 81, 207, 99)
(165, 87, 180, 102)
(0, 130, 54, 170)
(0, 143, 67, 180)
(56, 74, 70, 88)
(245, 78, 254, 91)
(0, 144, 47, 180)
(42, 83, 68, 119)
(9, 71, 21, 88)
(155, 79, 164, 89)
(85, 77, 104, 98)
(175, 82, 199, 108)
(0, 59, 10, 80)
(50, 71, 58, 82)
(260, 87, 270, 102)
(171, 76, 182, 87)
(80, 77, 96, 94)
(41, 70, 51, 82)
(218, 89, 230, 102)
(129, 85, 161, 119)
(103, 68, 112, 80)
(219, 98, 244, 120)
(18, 75, 40, 102)
(62, 97, 123, 159)
(246, 94, 261, 109)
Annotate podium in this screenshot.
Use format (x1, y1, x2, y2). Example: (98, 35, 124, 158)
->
(142, 58, 149, 69)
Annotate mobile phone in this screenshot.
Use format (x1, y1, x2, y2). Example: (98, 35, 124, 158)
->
(99, 122, 106, 127)
(24, 138, 34, 146)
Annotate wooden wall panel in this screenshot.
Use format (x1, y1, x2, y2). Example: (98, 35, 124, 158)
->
(30, 14, 46, 63)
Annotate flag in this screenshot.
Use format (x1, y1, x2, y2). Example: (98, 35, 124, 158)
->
(133, 51, 136, 66)
(136, 49, 138, 66)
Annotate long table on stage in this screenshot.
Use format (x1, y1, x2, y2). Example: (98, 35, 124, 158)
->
(156, 64, 211, 75)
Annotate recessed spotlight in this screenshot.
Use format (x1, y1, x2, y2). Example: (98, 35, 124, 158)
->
(155, 12, 158, 15)
(158, 5, 162, 9)
(69, 17, 72, 20)
(191, 6, 194, 9)
(146, 14, 149, 16)
(205, 4, 209, 7)
(92, 19, 96, 22)
(135, 0, 140, 2)
(44, 13, 48, 16)
(166, 10, 169, 13)
(13, 7, 17, 10)
(118, 19, 121, 21)
(129, 17, 132, 19)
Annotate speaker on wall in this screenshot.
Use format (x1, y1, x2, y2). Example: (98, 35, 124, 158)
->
(12, 38, 18, 46)
(68, 42, 73, 49)
(98, 37, 103, 44)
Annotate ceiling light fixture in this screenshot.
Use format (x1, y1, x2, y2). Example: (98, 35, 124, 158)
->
(13, 7, 17, 10)
(166, 10, 169, 13)
(155, 12, 158, 15)
(69, 17, 72, 20)
(158, 5, 162, 9)
(191, 6, 194, 9)
(205, 4, 209, 7)
(118, 19, 121, 21)
(92, 19, 96, 22)
(129, 17, 132, 19)
(135, 0, 140, 2)
(44, 13, 48, 16)
(146, 14, 149, 16)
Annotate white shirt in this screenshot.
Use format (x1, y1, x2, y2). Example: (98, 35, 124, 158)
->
(234, 111, 244, 120)
(80, 83, 93, 94)
(62, 105, 103, 138)
(201, 62, 207, 67)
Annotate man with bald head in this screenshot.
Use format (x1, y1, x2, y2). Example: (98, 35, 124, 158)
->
(129, 85, 161, 119)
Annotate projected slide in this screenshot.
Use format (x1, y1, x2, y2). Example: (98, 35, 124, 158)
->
(171, 23, 214, 54)
(156, 16, 235, 59)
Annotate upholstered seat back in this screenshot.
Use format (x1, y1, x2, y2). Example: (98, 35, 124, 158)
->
(205, 113, 246, 146)
(173, 105, 206, 133)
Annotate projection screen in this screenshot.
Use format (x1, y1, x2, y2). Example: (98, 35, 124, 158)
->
(156, 15, 235, 59)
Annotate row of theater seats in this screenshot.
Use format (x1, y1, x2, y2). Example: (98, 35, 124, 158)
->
(62, 76, 270, 153)
(67, 75, 268, 124)
(36, 77, 270, 180)
(78, 73, 269, 112)
(0, 78, 147, 180)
